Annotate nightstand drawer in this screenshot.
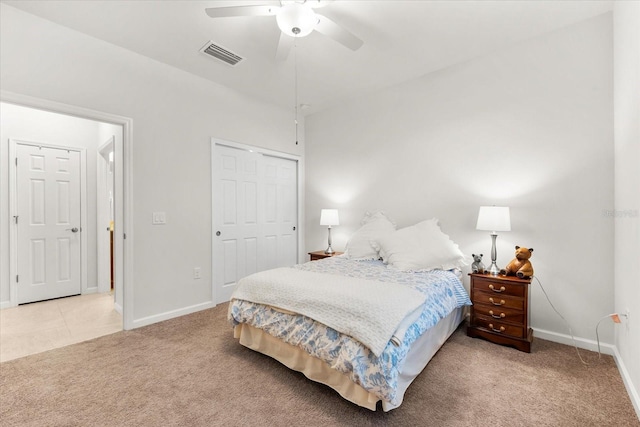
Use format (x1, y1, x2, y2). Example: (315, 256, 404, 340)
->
(472, 279, 525, 297)
(474, 316, 526, 338)
(472, 303, 525, 324)
(473, 292, 524, 311)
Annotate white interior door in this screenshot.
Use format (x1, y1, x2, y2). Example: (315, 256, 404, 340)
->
(213, 145, 260, 303)
(260, 154, 298, 271)
(15, 143, 82, 304)
(97, 137, 114, 294)
(212, 143, 298, 304)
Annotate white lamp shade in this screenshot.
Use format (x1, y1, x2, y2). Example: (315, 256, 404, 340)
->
(476, 206, 511, 232)
(320, 209, 339, 226)
(276, 3, 318, 37)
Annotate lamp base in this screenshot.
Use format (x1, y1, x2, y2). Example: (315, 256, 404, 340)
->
(324, 227, 334, 255)
(487, 262, 501, 276)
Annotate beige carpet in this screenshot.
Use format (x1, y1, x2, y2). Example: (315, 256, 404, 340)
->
(1, 303, 638, 427)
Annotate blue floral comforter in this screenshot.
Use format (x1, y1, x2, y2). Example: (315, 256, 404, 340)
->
(228, 256, 471, 405)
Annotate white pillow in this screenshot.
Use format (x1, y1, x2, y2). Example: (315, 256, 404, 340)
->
(345, 212, 396, 260)
(372, 218, 468, 271)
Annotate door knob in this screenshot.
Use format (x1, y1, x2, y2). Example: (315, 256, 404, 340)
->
(67, 227, 79, 233)
(216, 231, 221, 236)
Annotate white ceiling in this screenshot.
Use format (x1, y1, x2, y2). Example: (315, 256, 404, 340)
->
(3, 0, 613, 115)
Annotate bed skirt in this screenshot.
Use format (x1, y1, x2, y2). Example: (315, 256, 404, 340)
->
(233, 306, 466, 411)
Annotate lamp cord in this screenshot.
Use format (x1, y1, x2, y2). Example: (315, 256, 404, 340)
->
(534, 276, 589, 365)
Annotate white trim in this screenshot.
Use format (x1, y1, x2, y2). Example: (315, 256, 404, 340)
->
(131, 301, 215, 329)
(1, 90, 134, 330)
(213, 138, 300, 162)
(8, 141, 17, 307)
(613, 346, 640, 420)
(79, 148, 88, 294)
(8, 140, 88, 305)
(532, 327, 616, 355)
(84, 286, 98, 294)
(114, 301, 123, 315)
(210, 137, 304, 306)
(0, 301, 11, 310)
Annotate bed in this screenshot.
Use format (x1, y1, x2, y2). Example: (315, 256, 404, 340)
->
(227, 214, 472, 411)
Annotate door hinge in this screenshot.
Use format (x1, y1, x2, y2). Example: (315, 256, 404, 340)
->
(123, 233, 127, 239)
(15, 157, 18, 166)
(16, 275, 19, 283)
(13, 215, 18, 224)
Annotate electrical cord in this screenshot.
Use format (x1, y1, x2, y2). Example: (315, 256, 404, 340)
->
(533, 276, 590, 365)
(596, 312, 628, 358)
(534, 275, 627, 365)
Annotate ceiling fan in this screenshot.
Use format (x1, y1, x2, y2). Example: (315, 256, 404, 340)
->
(205, 0, 364, 60)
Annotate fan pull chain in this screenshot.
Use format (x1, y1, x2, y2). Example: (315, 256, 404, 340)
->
(294, 38, 299, 145)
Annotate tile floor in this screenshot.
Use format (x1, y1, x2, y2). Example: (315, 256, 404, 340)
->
(0, 292, 122, 363)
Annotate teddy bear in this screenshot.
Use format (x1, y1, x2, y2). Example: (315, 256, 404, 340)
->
(471, 254, 485, 274)
(500, 246, 534, 279)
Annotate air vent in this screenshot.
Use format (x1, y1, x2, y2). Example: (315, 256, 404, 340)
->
(200, 41, 244, 66)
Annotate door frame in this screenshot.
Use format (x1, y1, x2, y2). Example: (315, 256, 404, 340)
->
(9, 140, 88, 305)
(210, 137, 304, 305)
(1, 90, 135, 330)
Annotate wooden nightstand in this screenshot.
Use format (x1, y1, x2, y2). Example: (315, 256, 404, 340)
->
(467, 273, 533, 353)
(308, 251, 343, 261)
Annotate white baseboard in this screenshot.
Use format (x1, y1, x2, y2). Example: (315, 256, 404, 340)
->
(114, 302, 123, 315)
(532, 327, 616, 355)
(83, 286, 98, 295)
(0, 300, 12, 310)
(131, 301, 216, 329)
(534, 327, 640, 421)
(612, 346, 640, 420)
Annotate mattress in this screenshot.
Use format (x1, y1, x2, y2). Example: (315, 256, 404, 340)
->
(228, 256, 471, 411)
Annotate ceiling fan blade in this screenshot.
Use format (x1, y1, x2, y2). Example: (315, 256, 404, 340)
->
(314, 14, 363, 51)
(205, 5, 279, 19)
(276, 32, 294, 61)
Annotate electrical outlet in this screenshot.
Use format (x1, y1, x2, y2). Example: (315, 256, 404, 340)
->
(152, 212, 166, 225)
(193, 267, 201, 280)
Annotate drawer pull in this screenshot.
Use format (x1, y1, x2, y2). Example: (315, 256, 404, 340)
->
(489, 323, 506, 333)
(489, 310, 506, 319)
(489, 297, 506, 306)
(489, 284, 506, 293)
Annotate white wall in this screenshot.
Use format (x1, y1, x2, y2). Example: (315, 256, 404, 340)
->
(306, 14, 614, 343)
(0, 103, 102, 303)
(613, 0, 640, 416)
(0, 4, 302, 323)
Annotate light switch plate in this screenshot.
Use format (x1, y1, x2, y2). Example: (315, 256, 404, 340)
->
(152, 212, 166, 225)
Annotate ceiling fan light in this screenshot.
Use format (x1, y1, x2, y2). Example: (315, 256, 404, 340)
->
(276, 3, 318, 37)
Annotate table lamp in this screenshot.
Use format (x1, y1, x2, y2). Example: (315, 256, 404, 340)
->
(320, 209, 339, 254)
(476, 206, 511, 275)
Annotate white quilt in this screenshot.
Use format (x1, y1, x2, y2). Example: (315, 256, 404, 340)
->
(231, 267, 427, 356)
